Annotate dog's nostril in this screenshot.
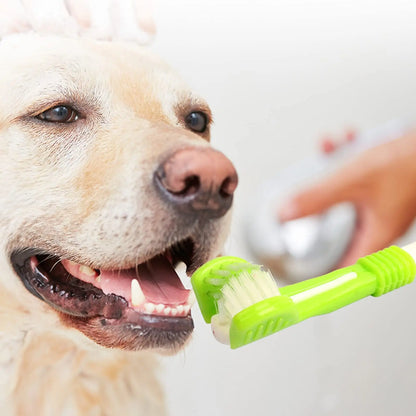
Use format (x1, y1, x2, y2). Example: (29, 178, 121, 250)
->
(219, 176, 238, 198)
(176, 175, 201, 197)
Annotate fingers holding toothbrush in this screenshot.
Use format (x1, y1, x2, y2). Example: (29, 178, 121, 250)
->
(278, 130, 416, 267)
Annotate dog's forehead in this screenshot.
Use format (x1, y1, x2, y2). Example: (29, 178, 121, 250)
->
(0, 33, 181, 83)
(0, 34, 203, 123)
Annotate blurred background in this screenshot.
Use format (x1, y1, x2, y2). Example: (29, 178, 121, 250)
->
(152, 1, 416, 415)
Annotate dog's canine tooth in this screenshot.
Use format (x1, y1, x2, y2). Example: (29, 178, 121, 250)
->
(187, 291, 196, 307)
(177, 305, 184, 314)
(131, 279, 145, 306)
(183, 305, 191, 315)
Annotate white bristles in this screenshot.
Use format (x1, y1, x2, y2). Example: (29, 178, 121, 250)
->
(252, 270, 281, 298)
(211, 268, 280, 344)
(219, 269, 280, 318)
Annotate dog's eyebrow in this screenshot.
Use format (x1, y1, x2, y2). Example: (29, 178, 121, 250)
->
(5, 64, 103, 122)
(13, 87, 102, 122)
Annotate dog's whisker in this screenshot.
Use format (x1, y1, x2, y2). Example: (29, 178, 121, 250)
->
(134, 251, 141, 280)
(49, 259, 63, 273)
(36, 254, 56, 267)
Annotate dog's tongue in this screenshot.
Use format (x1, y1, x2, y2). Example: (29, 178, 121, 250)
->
(100, 256, 189, 305)
(135, 257, 189, 304)
(63, 256, 189, 306)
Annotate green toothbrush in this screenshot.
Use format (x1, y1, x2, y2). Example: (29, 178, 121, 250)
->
(191, 243, 416, 349)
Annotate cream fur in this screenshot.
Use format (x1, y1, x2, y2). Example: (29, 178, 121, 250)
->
(0, 33, 232, 415)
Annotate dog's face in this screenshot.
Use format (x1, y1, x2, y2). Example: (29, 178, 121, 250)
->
(0, 34, 237, 352)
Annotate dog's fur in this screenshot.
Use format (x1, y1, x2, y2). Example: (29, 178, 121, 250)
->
(0, 34, 232, 415)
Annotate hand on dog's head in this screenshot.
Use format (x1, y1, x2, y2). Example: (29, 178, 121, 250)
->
(0, 0, 156, 44)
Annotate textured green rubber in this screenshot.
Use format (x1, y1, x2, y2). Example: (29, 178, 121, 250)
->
(191, 246, 416, 348)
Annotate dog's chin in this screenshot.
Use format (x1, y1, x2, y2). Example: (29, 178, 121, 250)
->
(10, 238, 203, 351)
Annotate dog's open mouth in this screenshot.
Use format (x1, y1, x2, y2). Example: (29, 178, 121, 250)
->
(11, 238, 198, 350)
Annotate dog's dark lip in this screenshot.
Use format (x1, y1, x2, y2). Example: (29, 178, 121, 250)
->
(10, 239, 198, 339)
(11, 248, 129, 318)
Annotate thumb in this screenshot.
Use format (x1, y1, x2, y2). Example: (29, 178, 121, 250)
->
(278, 168, 358, 222)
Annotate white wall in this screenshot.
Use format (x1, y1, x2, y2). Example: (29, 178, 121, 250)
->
(152, 1, 416, 415)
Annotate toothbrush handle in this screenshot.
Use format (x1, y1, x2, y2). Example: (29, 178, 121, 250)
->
(357, 246, 416, 296)
(279, 246, 416, 321)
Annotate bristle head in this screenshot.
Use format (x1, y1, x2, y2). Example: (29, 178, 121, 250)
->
(211, 268, 280, 344)
(217, 269, 280, 320)
(191, 256, 260, 323)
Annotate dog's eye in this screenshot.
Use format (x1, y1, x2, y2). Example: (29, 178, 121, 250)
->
(37, 105, 79, 123)
(185, 112, 208, 133)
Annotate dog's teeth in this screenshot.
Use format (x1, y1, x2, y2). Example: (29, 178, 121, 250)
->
(130, 297, 191, 316)
(187, 291, 196, 307)
(131, 279, 145, 306)
(144, 303, 155, 314)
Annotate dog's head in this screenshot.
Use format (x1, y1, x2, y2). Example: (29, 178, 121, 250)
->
(0, 34, 237, 352)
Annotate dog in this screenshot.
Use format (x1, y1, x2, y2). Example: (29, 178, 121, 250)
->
(0, 33, 237, 415)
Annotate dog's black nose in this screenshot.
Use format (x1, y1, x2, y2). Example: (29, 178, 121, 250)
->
(154, 147, 238, 218)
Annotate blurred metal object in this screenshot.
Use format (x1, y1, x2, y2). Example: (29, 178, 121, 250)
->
(246, 119, 411, 282)
(246, 199, 356, 282)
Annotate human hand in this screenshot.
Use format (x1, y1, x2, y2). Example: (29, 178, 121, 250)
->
(0, 0, 155, 44)
(278, 131, 416, 267)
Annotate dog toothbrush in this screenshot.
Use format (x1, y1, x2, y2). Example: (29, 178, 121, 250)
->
(191, 243, 416, 349)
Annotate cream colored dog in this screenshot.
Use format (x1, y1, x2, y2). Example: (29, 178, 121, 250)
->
(0, 33, 237, 415)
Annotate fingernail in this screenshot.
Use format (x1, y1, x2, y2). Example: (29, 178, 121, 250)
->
(278, 200, 299, 222)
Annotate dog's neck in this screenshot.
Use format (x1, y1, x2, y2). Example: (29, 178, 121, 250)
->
(0, 286, 166, 416)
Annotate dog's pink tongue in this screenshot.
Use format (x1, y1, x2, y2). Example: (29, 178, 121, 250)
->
(99, 256, 189, 305)
(137, 257, 189, 304)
